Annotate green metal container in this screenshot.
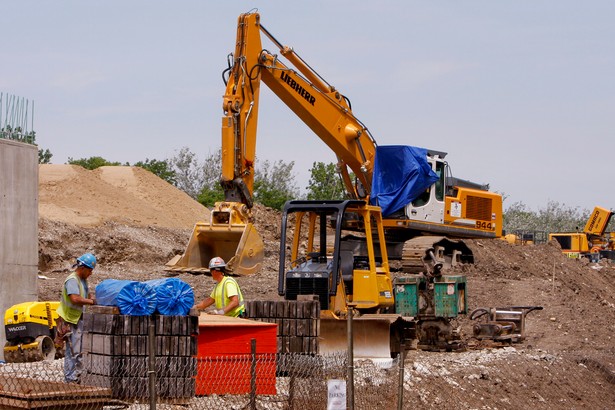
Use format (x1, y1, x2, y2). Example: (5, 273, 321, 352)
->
(393, 276, 423, 317)
(434, 275, 467, 318)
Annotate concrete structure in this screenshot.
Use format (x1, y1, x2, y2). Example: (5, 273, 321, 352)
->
(0, 139, 38, 361)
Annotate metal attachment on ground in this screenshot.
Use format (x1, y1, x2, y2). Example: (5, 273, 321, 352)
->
(470, 306, 543, 343)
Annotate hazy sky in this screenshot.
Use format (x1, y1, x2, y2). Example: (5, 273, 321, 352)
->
(2, 1, 613, 212)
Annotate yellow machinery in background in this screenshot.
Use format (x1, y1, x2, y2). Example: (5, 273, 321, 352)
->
(3, 301, 63, 363)
(549, 206, 615, 261)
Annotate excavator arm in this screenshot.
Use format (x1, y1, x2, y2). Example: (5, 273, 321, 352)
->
(219, 13, 262, 206)
(221, 12, 378, 201)
(166, 11, 379, 276)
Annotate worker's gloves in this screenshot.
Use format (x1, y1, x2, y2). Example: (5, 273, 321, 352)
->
(212, 309, 225, 315)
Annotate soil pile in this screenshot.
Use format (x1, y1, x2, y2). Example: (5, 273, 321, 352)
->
(39, 165, 210, 228)
(35, 164, 615, 407)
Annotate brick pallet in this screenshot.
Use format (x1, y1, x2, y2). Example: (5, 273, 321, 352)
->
(81, 309, 198, 400)
(244, 300, 320, 354)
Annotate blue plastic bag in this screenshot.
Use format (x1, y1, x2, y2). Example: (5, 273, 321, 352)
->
(146, 278, 195, 316)
(95, 279, 157, 316)
(370, 145, 439, 217)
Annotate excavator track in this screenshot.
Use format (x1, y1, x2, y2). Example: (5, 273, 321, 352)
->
(401, 236, 473, 274)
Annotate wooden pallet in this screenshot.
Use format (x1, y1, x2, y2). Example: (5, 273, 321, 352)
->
(0, 375, 112, 409)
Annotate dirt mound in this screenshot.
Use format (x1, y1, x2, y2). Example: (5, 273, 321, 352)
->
(457, 238, 615, 353)
(39, 165, 210, 228)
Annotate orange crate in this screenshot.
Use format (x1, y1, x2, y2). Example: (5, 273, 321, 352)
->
(195, 315, 277, 395)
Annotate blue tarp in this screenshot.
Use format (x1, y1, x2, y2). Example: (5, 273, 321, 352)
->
(146, 278, 195, 316)
(95, 279, 157, 316)
(370, 145, 439, 217)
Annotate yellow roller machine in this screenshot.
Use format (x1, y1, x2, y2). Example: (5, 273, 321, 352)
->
(4, 301, 63, 363)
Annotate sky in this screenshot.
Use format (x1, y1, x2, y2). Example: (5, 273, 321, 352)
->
(2, 1, 614, 212)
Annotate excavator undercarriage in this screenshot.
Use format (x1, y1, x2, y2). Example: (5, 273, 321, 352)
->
(399, 236, 473, 274)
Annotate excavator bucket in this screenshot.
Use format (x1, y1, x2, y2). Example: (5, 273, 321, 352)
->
(319, 314, 403, 359)
(165, 220, 264, 276)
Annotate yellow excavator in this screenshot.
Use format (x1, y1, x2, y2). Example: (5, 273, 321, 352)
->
(166, 11, 502, 277)
(166, 12, 503, 356)
(549, 206, 614, 261)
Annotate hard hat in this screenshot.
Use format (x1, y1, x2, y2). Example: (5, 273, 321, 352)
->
(209, 257, 226, 270)
(77, 253, 97, 269)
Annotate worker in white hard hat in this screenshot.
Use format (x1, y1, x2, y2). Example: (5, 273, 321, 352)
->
(194, 257, 245, 317)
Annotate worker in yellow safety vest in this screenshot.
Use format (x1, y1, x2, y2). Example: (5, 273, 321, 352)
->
(56, 252, 97, 383)
(195, 257, 245, 317)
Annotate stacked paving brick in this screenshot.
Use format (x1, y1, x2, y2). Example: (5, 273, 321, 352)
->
(81, 311, 198, 400)
(245, 300, 320, 354)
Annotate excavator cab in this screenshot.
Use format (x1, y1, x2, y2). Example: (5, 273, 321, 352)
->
(278, 200, 404, 358)
(165, 202, 264, 276)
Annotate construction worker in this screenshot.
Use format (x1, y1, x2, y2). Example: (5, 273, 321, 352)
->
(195, 256, 245, 317)
(56, 252, 97, 384)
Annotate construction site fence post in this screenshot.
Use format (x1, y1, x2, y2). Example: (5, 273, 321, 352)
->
(347, 304, 355, 410)
(148, 315, 156, 409)
(397, 341, 405, 410)
(250, 338, 257, 410)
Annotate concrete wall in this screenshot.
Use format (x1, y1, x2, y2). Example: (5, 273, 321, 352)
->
(0, 139, 38, 361)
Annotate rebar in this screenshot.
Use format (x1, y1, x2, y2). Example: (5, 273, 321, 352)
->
(0, 92, 35, 142)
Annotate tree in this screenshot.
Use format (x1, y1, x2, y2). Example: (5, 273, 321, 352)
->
(305, 161, 346, 200)
(168, 147, 204, 199)
(537, 201, 588, 233)
(38, 148, 52, 164)
(503, 201, 540, 232)
(134, 158, 176, 185)
(197, 186, 225, 208)
(67, 156, 123, 170)
(502, 200, 607, 235)
(253, 159, 299, 210)
(197, 148, 224, 207)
